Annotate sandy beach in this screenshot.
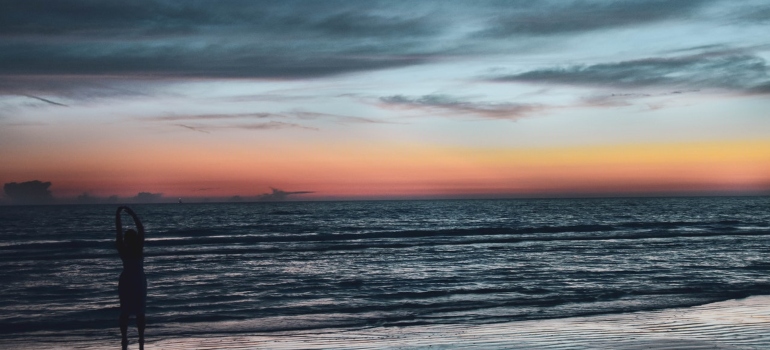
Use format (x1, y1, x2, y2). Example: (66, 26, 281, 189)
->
(5, 295, 769, 350)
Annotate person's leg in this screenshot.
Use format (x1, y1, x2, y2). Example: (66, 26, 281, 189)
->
(137, 313, 146, 350)
(119, 312, 129, 349)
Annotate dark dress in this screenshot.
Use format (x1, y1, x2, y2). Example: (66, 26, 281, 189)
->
(117, 243, 146, 315)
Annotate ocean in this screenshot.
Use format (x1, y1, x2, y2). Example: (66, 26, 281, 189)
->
(1, 197, 769, 346)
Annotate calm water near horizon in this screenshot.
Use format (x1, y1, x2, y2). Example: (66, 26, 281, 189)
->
(1, 197, 769, 344)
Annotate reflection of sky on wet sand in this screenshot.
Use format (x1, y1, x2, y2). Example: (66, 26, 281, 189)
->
(10, 295, 767, 349)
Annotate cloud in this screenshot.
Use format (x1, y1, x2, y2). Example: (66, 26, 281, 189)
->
(152, 111, 374, 133)
(149, 113, 280, 122)
(234, 121, 317, 131)
(477, 0, 713, 37)
(76, 192, 100, 204)
(3, 180, 54, 205)
(21, 94, 68, 106)
(0, 0, 751, 103)
(257, 187, 314, 201)
(379, 94, 542, 120)
(750, 82, 770, 94)
(309, 10, 438, 38)
(491, 51, 770, 93)
(175, 124, 210, 133)
(2, 1, 719, 82)
(581, 90, 699, 107)
(173, 121, 316, 133)
(0, 0, 440, 39)
(0, 1, 440, 81)
(134, 192, 162, 203)
(289, 110, 392, 124)
(731, 3, 770, 23)
(143, 112, 317, 133)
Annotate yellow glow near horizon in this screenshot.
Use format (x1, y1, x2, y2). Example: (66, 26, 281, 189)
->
(6, 138, 767, 199)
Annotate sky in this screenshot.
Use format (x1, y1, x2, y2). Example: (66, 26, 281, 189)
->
(1, 0, 770, 203)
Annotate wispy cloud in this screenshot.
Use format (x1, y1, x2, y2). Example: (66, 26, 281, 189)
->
(234, 121, 317, 131)
(149, 112, 291, 133)
(581, 90, 700, 107)
(175, 124, 210, 133)
(379, 94, 543, 120)
(149, 113, 280, 122)
(289, 110, 392, 124)
(491, 50, 770, 94)
(171, 120, 316, 133)
(151, 109, 388, 133)
(21, 94, 68, 107)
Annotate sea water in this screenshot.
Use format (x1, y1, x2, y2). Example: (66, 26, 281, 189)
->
(1, 197, 769, 344)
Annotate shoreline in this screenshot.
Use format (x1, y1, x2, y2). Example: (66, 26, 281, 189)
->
(5, 295, 770, 349)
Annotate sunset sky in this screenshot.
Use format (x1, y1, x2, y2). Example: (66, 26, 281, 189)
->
(1, 0, 770, 202)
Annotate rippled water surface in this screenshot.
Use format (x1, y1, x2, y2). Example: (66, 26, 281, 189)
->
(1, 197, 769, 341)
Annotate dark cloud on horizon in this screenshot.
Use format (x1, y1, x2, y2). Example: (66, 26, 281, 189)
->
(491, 51, 770, 94)
(134, 192, 163, 203)
(3, 180, 54, 205)
(76, 192, 100, 204)
(257, 188, 314, 201)
(380, 94, 542, 120)
(0, 0, 744, 85)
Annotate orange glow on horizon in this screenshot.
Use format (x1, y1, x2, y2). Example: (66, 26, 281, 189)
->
(3, 139, 769, 200)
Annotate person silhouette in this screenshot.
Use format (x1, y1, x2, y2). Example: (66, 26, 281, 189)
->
(115, 206, 147, 350)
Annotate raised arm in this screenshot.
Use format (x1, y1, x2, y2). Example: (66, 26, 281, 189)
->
(122, 206, 145, 244)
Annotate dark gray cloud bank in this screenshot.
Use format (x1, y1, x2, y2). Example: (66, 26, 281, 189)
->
(478, 0, 711, 37)
(1, 0, 767, 108)
(0, 0, 738, 82)
(0, 0, 440, 82)
(3, 180, 53, 205)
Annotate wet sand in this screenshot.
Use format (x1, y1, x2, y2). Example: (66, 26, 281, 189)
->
(7, 296, 770, 349)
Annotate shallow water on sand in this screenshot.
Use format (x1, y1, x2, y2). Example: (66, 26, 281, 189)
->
(1, 197, 769, 345)
(8, 295, 770, 349)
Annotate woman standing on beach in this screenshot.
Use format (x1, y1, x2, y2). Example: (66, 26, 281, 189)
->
(115, 206, 147, 350)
